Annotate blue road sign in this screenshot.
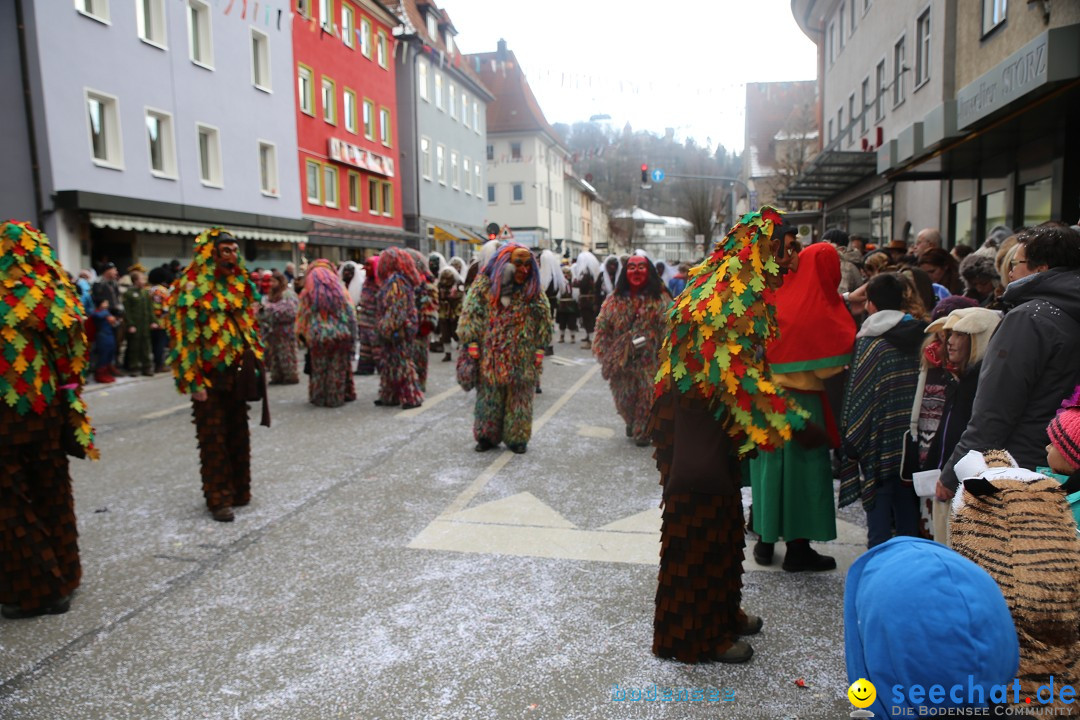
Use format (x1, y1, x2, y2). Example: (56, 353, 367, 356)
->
(650, 169, 665, 183)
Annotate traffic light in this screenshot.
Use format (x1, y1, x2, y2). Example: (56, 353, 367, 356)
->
(486, 222, 499, 241)
(641, 164, 649, 184)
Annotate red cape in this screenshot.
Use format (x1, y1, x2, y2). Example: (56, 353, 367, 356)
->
(767, 243, 856, 373)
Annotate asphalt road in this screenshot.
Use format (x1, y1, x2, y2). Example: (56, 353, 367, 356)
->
(0, 342, 865, 719)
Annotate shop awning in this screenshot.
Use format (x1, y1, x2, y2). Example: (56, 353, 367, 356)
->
(432, 225, 486, 245)
(89, 212, 306, 243)
(777, 150, 879, 203)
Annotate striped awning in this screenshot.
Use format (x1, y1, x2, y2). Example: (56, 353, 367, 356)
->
(432, 224, 486, 245)
(89, 212, 306, 243)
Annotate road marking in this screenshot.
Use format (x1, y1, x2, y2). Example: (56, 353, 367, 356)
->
(577, 424, 615, 439)
(435, 364, 599, 519)
(398, 385, 461, 418)
(139, 402, 190, 420)
(547, 356, 582, 366)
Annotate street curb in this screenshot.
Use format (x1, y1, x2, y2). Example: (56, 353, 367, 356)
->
(83, 372, 171, 395)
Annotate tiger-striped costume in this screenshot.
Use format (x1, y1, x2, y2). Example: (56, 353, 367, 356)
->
(950, 449, 1080, 710)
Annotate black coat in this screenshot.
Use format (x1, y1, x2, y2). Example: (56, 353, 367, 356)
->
(924, 361, 981, 472)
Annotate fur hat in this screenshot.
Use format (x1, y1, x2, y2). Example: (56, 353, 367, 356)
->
(925, 307, 1001, 367)
(1049, 406, 1080, 472)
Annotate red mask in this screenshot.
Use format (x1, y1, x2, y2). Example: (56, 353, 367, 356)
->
(511, 248, 532, 284)
(626, 257, 648, 290)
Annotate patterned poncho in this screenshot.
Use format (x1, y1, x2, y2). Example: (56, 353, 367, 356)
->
(654, 207, 808, 457)
(165, 227, 264, 394)
(0, 221, 98, 458)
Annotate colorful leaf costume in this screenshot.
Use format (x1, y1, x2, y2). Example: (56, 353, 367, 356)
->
(1, 220, 94, 616)
(296, 261, 357, 408)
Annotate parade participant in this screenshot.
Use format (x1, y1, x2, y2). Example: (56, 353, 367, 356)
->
(257, 270, 273, 299)
(435, 263, 465, 362)
(457, 244, 552, 454)
(355, 255, 380, 375)
(465, 240, 501, 288)
(338, 261, 363, 309)
(407, 249, 439, 393)
(427, 253, 449, 353)
(749, 242, 855, 571)
(257, 270, 300, 385)
(572, 250, 603, 349)
(599, 255, 621, 303)
(555, 266, 579, 344)
(374, 247, 423, 409)
(147, 266, 172, 373)
(122, 270, 154, 376)
(1, 221, 98, 619)
(649, 207, 817, 663)
(297, 261, 357, 407)
(593, 254, 668, 447)
(165, 228, 269, 523)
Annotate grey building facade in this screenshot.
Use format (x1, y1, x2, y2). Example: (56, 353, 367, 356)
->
(2, 0, 307, 272)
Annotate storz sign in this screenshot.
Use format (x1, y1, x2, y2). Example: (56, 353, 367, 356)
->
(956, 26, 1080, 130)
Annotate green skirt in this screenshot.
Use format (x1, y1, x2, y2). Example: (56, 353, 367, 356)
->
(748, 389, 837, 543)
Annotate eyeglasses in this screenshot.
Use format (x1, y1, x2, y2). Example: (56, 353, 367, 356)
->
(1009, 258, 1027, 268)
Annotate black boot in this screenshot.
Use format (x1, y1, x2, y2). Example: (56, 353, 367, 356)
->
(782, 539, 836, 572)
(753, 541, 774, 566)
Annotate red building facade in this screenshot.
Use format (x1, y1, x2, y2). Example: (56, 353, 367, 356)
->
(293, 0, 406, 254)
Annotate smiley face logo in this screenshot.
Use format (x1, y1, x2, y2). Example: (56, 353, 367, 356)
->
(848, 678, 876, 708)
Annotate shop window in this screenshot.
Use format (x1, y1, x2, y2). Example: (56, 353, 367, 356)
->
(983, 190, 1006, 236)
(1022, 178, 1052, 227)
(952, 199, 972, 248)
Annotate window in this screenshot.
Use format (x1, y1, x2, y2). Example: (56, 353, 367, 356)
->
(474, 164, 480, 197)
(450, 151, 459, 189)
(347, 171, 361, 211)
(893, 36, 906, 106)
(296, 0, 311, 15)
(187, 1, 213, 68)
(425, 12, 437, 39)
(828, 118, 834, 142)
(434, 72, 443, 110)
(472, 100, 480, 132)
(306, 159, 321, 204)
(138, 0, 166, 47)
(75, 0, 109, 23)
(379, 107, 391, 146)
(827, 22, 835, 65)
(436, 144, 446, 185)
(860, 77, 869, 134)
(259, 141, 278, 196)
(916, 9, 931, 87)
(460, 89, 469, 124)
(86, 90, 122, 168)
(444, 31, 453, 56)
(298, 65, 314, 115)
(343, 89, 357, 133)
(875, 60, 886, 121)
(197, 124, 222, 186)
(837, 107, 843, 145)
(376, 31, 387, 68)
(511, 183, 524, 203)
(381, 182, 392, 217)
(850, 0, 856, 33)
(847, 94, 855, 145)
(369, 177, 379, 214)
(341, 3, 354, 48)
(362, 99, 374, 139)
(463, 157, 471, 194)
(322, 76, 336, 124)
(323, 164, 338, 208)
(251, 29, 271, 91)
(510, 142, 521, 160)
(486, 144, 494, 161)
(319, 0, 332, 29)
(359, 17, 371, 57)
(982, 0, 1006, 35)
(448, 82, 456, 118)
(145, 109, 175, 177)
(487, 183, 495, 204)
(839, 4, 845, 48)
(420, 137, 432, 180)
(418, 59, 429, 101)
(1022, 178, 1052, 226)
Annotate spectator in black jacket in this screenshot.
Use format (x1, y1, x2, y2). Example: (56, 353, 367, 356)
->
(938, 224, 1080, 499)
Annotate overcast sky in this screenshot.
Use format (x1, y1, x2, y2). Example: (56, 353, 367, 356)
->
(443, 0, 819, 153)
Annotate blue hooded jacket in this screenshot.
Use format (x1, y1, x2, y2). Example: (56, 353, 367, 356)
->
(844, 537, 1019, 718)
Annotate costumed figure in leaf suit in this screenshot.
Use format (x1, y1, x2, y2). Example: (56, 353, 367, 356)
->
(593, 254, 669, 447)
(256, 270, 299, 385)
(457, 244, 552, 454)
(297, 260, 358, 408)
(407, 249, 439, 393)
(748, 240, 855, 571)
(355, 255, 380, 375)
(1, 221, 98, 619)
(572, 250, 603, 349)
(165, 228, 270, 523)
(374, 247, 423, 409)
(649, 207, 819, 663)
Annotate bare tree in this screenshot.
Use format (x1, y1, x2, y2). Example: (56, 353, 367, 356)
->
(763, 102, 818, 211)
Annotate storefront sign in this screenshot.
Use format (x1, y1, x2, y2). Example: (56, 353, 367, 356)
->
(956, 25, 1080, 129)
(328, 138, 396, 177)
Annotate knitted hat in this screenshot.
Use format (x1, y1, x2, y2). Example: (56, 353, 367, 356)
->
(1048, 406, 1080, 471)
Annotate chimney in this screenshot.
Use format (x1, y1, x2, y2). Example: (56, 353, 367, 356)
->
(497, 38, 507, 59)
